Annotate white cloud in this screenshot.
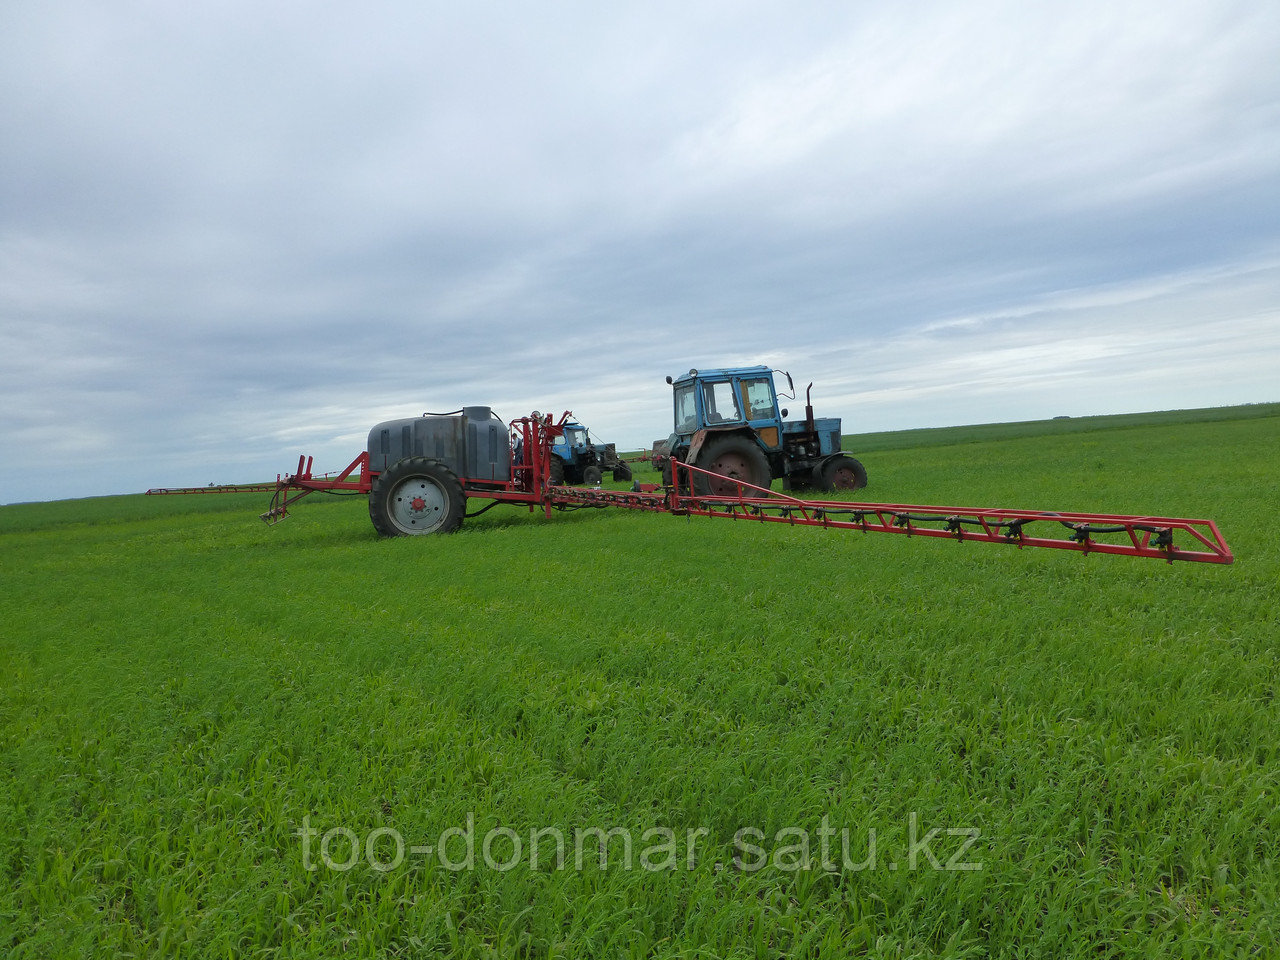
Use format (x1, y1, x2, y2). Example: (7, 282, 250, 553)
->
(815, 258, 1280, 430)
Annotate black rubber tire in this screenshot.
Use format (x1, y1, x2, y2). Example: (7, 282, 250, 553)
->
(368, 457, 466, 536)
(583, 465, 603, 485)
(817, 455, 868, 493)
(549, 458, 565, 486)
(612, 463, 633, 482)
(694, 435, 771, 496)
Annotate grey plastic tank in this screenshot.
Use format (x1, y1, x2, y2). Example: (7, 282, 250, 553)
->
(367, 406, 510, 481)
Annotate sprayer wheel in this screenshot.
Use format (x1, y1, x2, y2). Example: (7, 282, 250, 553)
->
(369, 457, 466, 536)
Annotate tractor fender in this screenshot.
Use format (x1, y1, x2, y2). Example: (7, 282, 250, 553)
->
(684, 429, 709, 467)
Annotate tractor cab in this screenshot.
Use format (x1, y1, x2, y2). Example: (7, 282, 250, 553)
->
(554, 423, 592, 457)
(548, 420, 633, 486)
(663, 365, 866, 494)
(669, 366, 789, 450)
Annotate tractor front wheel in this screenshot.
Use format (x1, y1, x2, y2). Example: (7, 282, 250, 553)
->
(369, 457, 466, 536)
(818, 455, 868, 493)
(583, 465, 603, 485)
(695, 436, 771, 497)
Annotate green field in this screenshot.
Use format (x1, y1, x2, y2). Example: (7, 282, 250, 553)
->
(3, 405, 1278, 958)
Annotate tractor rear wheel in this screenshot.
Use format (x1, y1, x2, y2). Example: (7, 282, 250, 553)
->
(818, 455, 868, 493)
(583, 465, 603, 485)
(549, 458, 565, 486)
(695, 436, 771, 497)
(369, 457, 466, 536)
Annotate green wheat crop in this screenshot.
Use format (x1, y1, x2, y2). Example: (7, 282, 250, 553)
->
(2, 405, 1277, 958)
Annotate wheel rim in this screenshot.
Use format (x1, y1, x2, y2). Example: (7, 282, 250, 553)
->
(830, 466, 862, 490)
(388, 475, 449, 533)
(706, 451, 755, 496)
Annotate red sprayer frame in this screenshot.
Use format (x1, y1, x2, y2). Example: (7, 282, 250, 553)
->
(641, 460, 1230, 564)
(257, 413, 570, 523)
(167, 411, 1231, 565)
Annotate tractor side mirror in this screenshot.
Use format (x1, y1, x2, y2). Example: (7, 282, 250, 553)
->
(777, 371, 796, 400)
(780, 408, 788, 418)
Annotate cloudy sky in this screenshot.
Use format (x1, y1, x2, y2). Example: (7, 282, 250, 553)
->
(2, 0, 1278, 503)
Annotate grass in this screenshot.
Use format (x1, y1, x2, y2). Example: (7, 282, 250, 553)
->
(2, 405, 1278, 958)
(840, 401, 1280, 454)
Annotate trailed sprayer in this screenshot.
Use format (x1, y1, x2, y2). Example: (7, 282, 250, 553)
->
(145, 369, 1233, 565)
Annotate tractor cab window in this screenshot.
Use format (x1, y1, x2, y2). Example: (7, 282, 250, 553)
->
(674, 385, 697, 433)
(741, 378, 776, 420)
(702, 380, 742, 424)
(562, 427, 587, 446)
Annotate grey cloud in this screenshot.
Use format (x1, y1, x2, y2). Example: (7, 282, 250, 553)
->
(2, 0, 1278, 502)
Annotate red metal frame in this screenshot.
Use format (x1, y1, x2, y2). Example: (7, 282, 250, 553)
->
(259, 451, 371, 522)
(258, 413, 571, 523)
(250, 412, 1232, 565)
(656, 460, 1233, 564)
(147, 483, 279, 495)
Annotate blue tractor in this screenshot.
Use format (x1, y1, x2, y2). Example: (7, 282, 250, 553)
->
(660, 366, 867, 495)
(549, 421, 633, 486)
